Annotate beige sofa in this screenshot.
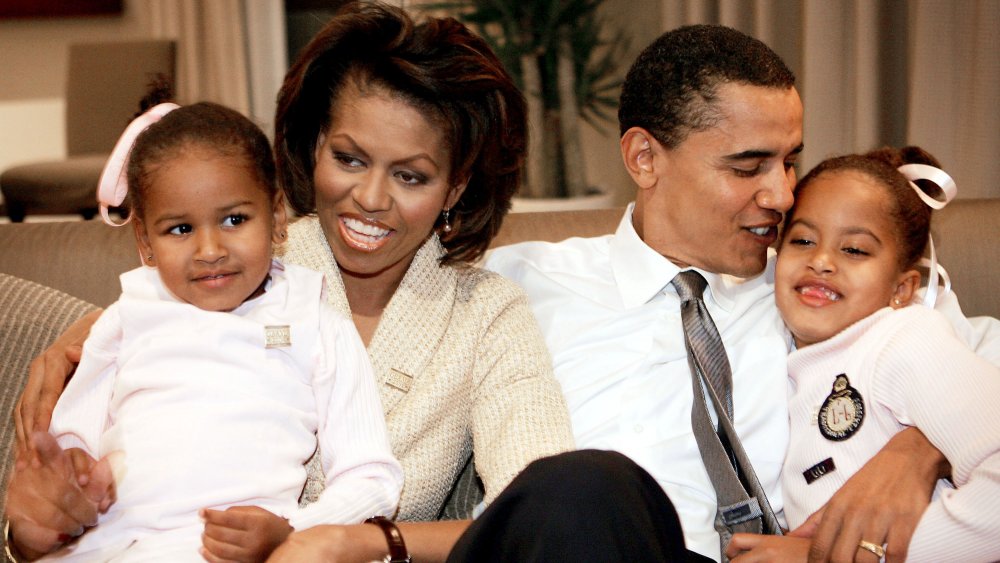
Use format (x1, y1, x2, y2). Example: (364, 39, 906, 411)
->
(1, 202, 998, 518)
(2, 202, 998, 315)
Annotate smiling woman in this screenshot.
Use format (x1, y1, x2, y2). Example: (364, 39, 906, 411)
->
(308, 76, 463, 335)
(273, 3, 574, 538)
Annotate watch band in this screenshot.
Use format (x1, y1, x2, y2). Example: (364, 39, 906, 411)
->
(364, 516, 411, 563)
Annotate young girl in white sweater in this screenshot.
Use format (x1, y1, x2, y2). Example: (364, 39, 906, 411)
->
(728, 146, 1000, 562)
(15, 96, 402, 562)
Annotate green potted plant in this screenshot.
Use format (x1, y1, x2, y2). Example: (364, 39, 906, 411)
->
(429, 0, 629, 205)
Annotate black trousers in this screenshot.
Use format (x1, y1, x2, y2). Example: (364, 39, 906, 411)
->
(447, 449, 710, 562)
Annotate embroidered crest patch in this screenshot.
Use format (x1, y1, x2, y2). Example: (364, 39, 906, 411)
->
(818, 374, 864, 441)
(264, 325, 292, 348)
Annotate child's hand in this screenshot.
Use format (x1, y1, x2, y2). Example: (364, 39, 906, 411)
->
(66, 447, 117, 513)
(726, 532, 811, 562)
(200, 506, 292, 563)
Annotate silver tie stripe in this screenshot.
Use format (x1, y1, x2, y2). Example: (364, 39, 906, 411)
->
(673, 271, 734, 419)
(671, 271, 781, 562)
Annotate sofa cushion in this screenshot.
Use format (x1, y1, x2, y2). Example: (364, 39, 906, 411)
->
(0, 274, 98, 518)
(0, 219, 138, 308)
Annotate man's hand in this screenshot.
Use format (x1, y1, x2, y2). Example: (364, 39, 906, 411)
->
(201, 506, 292, 563)
(5, 432, 114, 559)
(14, 309, 100, 450)
(727, 533, 812, 562)
(791, 427, 945, 563)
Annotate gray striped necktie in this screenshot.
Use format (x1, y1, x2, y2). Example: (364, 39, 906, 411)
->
(671, 270, 781, 561)
(672, 270, 734, 419)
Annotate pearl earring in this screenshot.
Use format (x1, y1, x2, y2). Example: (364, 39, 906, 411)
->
(442, 208, 452, 233)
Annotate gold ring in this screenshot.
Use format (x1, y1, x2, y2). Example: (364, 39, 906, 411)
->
(858, 540, 886, 558)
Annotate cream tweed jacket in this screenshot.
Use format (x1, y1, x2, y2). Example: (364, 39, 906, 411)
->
(280, 217, 574, 521)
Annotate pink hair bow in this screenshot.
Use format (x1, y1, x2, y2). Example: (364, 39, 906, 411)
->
(898, 163, 958, 308)
(97, 102, 180, 226)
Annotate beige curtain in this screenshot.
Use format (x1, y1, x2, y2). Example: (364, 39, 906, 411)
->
(136, 0, 251, 116)
(655, 0, 999, 199)
(129, 0, 999, 200)
(244, 0, 288, 137)
(908, 0, 999, 199)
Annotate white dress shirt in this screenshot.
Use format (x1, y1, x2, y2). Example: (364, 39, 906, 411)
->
(487, 205, 791, 561)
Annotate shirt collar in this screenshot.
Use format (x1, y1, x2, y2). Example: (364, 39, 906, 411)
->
(610, 202, 737, 311)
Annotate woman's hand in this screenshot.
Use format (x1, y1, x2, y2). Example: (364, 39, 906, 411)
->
(266, 524, 381, 563)
(15, 309, 101, 449)
(791, 427, 944, 563)
(727, 533, 811, 562)
(200, 506, 293, 562)
(266, 520, 469, 563)
(5, 432, 115, 560)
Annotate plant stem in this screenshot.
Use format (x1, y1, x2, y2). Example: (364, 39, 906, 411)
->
(557, 30, 587, 197)
(521, 52, 548, 199)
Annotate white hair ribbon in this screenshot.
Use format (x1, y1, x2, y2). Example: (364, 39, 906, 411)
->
(97, 102, 180, 226)
(898, 163, 957, 308)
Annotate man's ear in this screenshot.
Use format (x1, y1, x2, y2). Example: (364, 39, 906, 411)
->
(621, 127, 658, 190)
(271, 190, 289, 245)
(133, 217, 154, 266)
(891, 269, 922, 308)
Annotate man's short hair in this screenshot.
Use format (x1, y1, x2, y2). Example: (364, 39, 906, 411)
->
(618, 24, 795, 148)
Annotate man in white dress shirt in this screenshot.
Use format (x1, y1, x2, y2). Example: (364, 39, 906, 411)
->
(485, 24, 973, 563)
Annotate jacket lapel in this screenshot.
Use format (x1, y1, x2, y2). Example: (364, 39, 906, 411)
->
(366, 236, 456, 413)
(281, 219, 457, 414)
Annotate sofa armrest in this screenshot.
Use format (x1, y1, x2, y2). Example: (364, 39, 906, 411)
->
(0, 274, 99, 519)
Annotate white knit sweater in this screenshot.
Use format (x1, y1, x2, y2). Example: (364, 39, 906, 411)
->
(280, 217, 575, 521)
(46, 262, 402, 561)
(784, 305, 1000, 562)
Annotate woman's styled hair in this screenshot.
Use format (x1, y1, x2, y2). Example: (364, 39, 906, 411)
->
(274, 1, 527, 265)
(790, 146, 942, 270)
(126, 84, 276, 219)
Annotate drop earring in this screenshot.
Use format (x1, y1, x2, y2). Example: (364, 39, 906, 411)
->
(442, 208, 452, 233)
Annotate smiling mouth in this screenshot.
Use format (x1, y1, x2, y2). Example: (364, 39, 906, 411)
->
(340, 216, 392, 250)
(747, 226, 773, 237)
(344, 217, 390, 237)
(194, 272, 234, 283)
(797, 285, 842, 302)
